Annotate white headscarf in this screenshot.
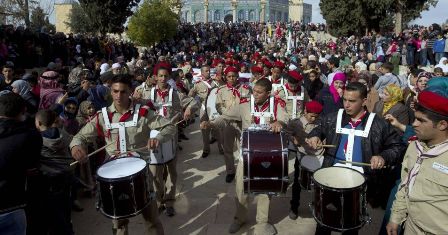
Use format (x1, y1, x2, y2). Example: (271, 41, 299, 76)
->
(11, 79, 31, 97)
(435, 57, 448, 73)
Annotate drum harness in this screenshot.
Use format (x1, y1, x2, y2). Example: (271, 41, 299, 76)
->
(150, 86, 173, 118)
(250, 95, 274, 125)
(335, 109, 376, 173)
(286, 86, 305, 119)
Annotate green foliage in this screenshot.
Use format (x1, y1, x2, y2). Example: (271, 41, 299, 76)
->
(320, 0, 439, 37)
(127, 0, 179, 47)
(79, 0, 141, 35)
(30, 6, 55, 32)
(66, 2, 97, 34)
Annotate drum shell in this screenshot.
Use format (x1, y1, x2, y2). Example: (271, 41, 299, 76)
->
(311, 167, 367, 231)
(96, 159, 151, 219)
(242, 130, 288, 194)
(299, 166, 313, 190)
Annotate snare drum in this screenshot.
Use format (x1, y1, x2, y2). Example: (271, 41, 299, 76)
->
(97, 157, 151, 219)
(148, 130, 175, 165)
(310, 167, 368, 231)
(205, 87, 219, 120)
(299, 155, 322, 190)
(241, 129, 289, 195)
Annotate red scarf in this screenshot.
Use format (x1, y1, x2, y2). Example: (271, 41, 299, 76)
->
(253, 97, 285, 124)
(227, 83, 241, 97)
(272, 77, 281, 84)
(176, 81, 188, 94)
(156, 88, 169, 116)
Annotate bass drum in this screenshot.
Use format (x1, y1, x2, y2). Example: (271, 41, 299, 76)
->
(96, 157, 152, 219)
(310, 167, 368, 231)
(241, 129, 289, 195)
(205, 87, 219, 120)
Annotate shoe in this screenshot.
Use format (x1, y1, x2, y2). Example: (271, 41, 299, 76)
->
(225, 173, 236, 183)
(72, 200, 84, 212)
(201, 152, 209, 158)
(209, 138, 217, 144)
(179, 133, 189, 140)
(254, 222, 276, 235)
(165, 206, 175, 217)
(228, 220, 244, 234)
(288, 210, 298, 220)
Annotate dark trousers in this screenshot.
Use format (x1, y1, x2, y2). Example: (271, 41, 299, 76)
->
(290, 155, 301, 214)
(315, 225, 359, 235)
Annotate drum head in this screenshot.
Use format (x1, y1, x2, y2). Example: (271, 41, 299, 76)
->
(300, 155, 321, 171)
(313, 167, 365, 189)
(206, 87, 219, 119)
(97, 157, 146, 179)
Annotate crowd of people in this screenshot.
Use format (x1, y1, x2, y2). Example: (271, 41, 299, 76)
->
(1, 20, 448, 235)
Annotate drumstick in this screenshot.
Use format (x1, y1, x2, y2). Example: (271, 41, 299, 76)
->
(175, 119, 185, 126)
(317, 144, 336, 148)
(339, 160, 388, 168)
(70, 142, 115, 166)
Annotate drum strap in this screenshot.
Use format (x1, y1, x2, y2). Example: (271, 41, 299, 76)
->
(101, 104, 141, 153)
(150, 87, 173, 117)
(286, 86, 305, 119)
(335, 109, 375, 170)
(251, 95, 274, 125)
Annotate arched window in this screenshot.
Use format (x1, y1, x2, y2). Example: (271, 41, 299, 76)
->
(238, 10, 245, 22)
(248, 10, 255, 21)
(214, 10, 220, 21)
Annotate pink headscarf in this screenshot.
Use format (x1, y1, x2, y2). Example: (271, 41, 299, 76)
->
(329, 73, 347, 103)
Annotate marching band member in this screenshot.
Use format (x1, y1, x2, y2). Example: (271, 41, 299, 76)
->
(70, 74, 176, 235)
(249, 65, 264, 84)
(286, 101, 324, 220)
(214, 66, 251, 183)
(188, 65, 218, 158)
(275, 70, 309, 119)
(147, 66, 183, 217)
(306, 82, 405, 235)
(269, 61, 286, 89)
(387, 87, 448, 235)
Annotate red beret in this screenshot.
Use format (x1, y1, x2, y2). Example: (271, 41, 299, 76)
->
(224, 66, 239, 75)
(288, 70, 303, 81)
(225, 60, 233, 66)
(153, 62, 171, 75)
(273, 61, 285, 69)
(263, 60, 272, 68)
(305, 101, 323, 114)
(418, 90, 448, 116)
(251, 66, 263, 74)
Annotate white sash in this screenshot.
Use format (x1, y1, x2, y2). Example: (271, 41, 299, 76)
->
(150, 87, 173, 117)
(286, 86, 305, 119)
(250, 95, 274, 125)
(102, 104, 141, 153)
(334, 109, 375, 173)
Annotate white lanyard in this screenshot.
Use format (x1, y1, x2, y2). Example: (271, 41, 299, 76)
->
(335, 109, 375, 168)
(250, 95, 274, 125)
(287, 86, 305, 119)
(101, 104, 141, 153)
(150, 87, 173, 117)
(201, 80, 212, 89)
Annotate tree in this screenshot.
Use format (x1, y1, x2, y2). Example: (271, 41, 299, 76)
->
(127, 0, 179, 47)
(66, 2, 97, 34)
(0, 0, 38, 27)
(30, 6, 55, 32)
(320, 0, 439, 37)
(78, 0, 141, 35)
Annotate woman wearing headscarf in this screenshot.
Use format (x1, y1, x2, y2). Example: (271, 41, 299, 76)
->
(373, 84, 410, 133)
(76, 100, 96, 127)
(11, 79, 39, 114)
(435, 57, 448, 75)
(316, 72, 346, 116)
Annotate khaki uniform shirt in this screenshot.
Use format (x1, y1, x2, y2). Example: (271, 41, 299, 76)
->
(390, 140, 448, 234)
(144, 85, 182, 124)
(70, 103, 176, 159)
(188, 79, 214, 105)
(240, 97, 289, 129)
(135, 81, 153, 103)
(215, 84, 251, 121)
(275, 85, 310, 119)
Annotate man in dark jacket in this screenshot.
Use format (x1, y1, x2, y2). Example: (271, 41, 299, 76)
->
(0, 93, 42, 234)
(307, 82, 406, 235)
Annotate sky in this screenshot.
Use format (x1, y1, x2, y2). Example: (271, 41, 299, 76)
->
(304, 0, 448, 25)
(44, 0, 448, 26)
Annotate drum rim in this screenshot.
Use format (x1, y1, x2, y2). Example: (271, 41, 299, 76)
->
(99, 200, 151, 219)
(311, 166, 366, 191)
(96, 157, 148, 182)
(205, 86, 219, 119)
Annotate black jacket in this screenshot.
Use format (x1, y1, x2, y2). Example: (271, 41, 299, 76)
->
(316, 87, 343, 117)
(308, 109, 406, 175)
(0, 118, 42, 213)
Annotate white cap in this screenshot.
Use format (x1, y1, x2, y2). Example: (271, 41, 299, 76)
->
(289, 64, 298, 71)
(100, 63, 110, 75)
(112, 63, 121, 69)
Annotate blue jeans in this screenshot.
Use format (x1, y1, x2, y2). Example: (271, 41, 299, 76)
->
(0, 209, 26, 235)
(420, 49, 428, 66)
(435, 52, 444, 64)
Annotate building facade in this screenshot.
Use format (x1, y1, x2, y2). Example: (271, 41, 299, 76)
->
(55, 0, 76, 34)
(289, 0, 312, 24)
(180, 0, 290, 23)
